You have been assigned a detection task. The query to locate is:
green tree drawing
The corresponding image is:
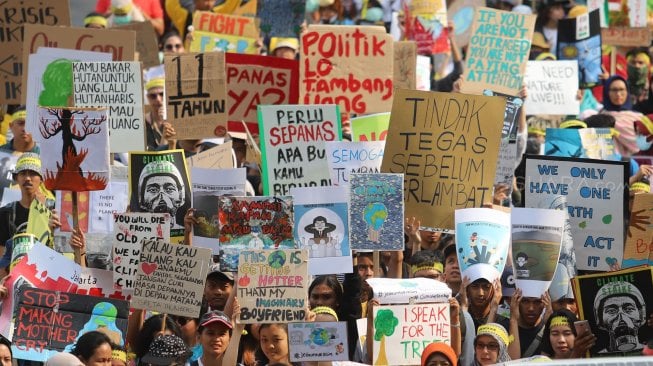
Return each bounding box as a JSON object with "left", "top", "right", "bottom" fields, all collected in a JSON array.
[{"left": 374, "top": 309, "right": 399, "bottom": 365}]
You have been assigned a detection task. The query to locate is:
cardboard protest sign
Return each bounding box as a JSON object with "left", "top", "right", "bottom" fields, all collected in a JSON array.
[
  {"left": 26, "top": 199, "right": 52, "bottom": 246},
  {"left": 22, "top": 24, "right": 136, "bottom": 103},
  {"left": 447, "top": 0, "right": 486, "bottom": 47},
  {"left": 601, "top": 27, "right": 650, "bottom": 46},
  {"left": 257, "top": 0, "right": 305, "bottom": 38},
  {"left": 372, "top": 303, "right": 451, "bottom": 365},
  {"left": 455, "top": 208, "right": 511, "bottom": 283},
  {"left": 524, "top": 61, "right": 581, "bottom": 116},
  {"left": 258, "top": 104, "right": 341, "bottom": 195},
  {"left": 37, "top": 107, "right": 110, "bottom": 192},
  {"left": 191, "top": 167, "right": 247, "bottom": 252},
  {"left": 238, "top": 249, "right": 308, "bottom": 323},
  {"left": 0, "top": 0, "right": 70, "bottom": 104},
  {"left": 366, "top": 277, "right": 452, "bottom": 304},
  {"left": 112, "top": 213, "right": 170, "bottom": 290},
  {"left": 190, "top": 11, "right": 260, "bottom": 54},
  {"left": 165, "top": 52, "right": 227, "bottom": 139},
  {"left": 218, "top": 196, "right": 295, "bottom": 271},
  {"left": 72, "top": 61, "right": 145, "bottom": 153},
  {"left": 132, "top": 240, "right": 211, "bottom": 318},
  {"left": 462, "top": 7, "right": 535, "bottom": 96},
  {"left": 128, "top": 150, "right": 191, "bottom": 242},
  {"left": 289, "top": 322, "right": 349, "bottom": 362},
  {"left": 380, "top": 89, "right": 505, "bottom": 231},
  {"left": 350, "top": 113, "right": 390, "bottom": 142},
  {"left": 349, "top": 173, "right": 404, "bottom": 250},
  {"left": 11, "top": 288, "right": 128, "bottom": 362},
  {"left": 115, "top": 21, "right": 160, "bottom": 69},
  {"left": 393, "top": 41, "right": 417, "bottom": 90},
  {"left": 186, "top": 141, "right": 234, "bottom": 169},
  {"left": 225, "top": 53, "right": 299, "bottom": 134},
  {"left": 595, "top": 0, "right": 650, "bottom": 46},
  {"left": 525, "top": 155, "right": 628, "bottom": 271},
  {"left": 300, "top": 25, "right": 394, "bottom": 114},
  {"left": 573, "top": 267, "right": 653, "bottom": 357},
  {"left": 511, "top": 208, "right": 565, "bottom": 298},
  {"left": 557, "top": 10, "right": 602, "bottom": 89},
  {"left": 325, "top": 141, "right": 384, "bottom": 187},
  {"left": 291, "top": 187, "right": 352, "bottom": 275},
  {"left": 622, "top": 193, "right": 653, "bottom": 268}
]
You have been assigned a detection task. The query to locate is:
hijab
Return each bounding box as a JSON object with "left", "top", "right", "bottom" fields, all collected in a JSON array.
[{"left": 602, "top": 75, "right": 633, "bottom": 111}]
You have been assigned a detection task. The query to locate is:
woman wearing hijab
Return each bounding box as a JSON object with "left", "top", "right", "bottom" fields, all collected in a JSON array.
[
  {"left": 600, "top": 75, "right": 646, "bottom": 158},
  {"left": 473, "top": 323, "right": 511, "bottom": 366}
]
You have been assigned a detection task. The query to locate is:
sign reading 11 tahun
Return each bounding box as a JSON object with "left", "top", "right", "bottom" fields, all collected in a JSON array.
[{"left": 258, "top": 104, "right": 342, "bottom": 195}]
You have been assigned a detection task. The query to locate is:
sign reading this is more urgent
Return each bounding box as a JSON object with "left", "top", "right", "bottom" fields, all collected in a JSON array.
[
  {"left": 463, "top": 7, "right": 535, "bottom": 96},
  {"left": 165, "top": 52, "right": 227, "bottom": 139},
  {"left": 300, "top": 25, "right": 393, "bottom": 114},
  {"left": 380, "top": 89, "right": 506, "bottom": 231}
]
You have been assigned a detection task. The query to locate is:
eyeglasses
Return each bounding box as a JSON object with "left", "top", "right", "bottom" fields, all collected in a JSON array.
[
  {"left": 147, "top": 92, "right": 164, "bottom": 99},
  {"left": 165, "top": 43, "right": 183, "bottom": 51},
  {"left": 475, "top": 342, "right": 500, "bottom": 351},
  {"left": 609, "top": 88, "right": 627, "bottom": 94}
]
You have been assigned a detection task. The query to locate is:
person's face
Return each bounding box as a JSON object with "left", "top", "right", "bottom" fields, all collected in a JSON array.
[
  {"left": 143, "top": 175, "right": 181, "bottom": 214},
  {"left": 10, "top": 119, "right": 31, "bottom": 143},
  {"left": 175, "top": 316, "right": 199, "bottom": 346},
  {"left": 314, "top": 220, "right": 326, "bottom": 231},
  {"left": 630, "top": 53, "right": 649, "bottom": 68},
  {"left": 444, "top": 253, "right": 461, "bottom": 285},
  {"left": 413, "top": 269, "right": 443, "bottom": 281},
  {"left": 81, "top": 342, "right": 112, "bottom": 366},
  {"left": 15, "top": 170, "right": 41, "bottom": 196},
  {"left": 195, "top": 0, "right": 214, "bottom": 11},
  {"left": 320, "top": 6, "right": 338, "bottom": 22},
  {"left": 260, "top": 325, "right": 289, "bottom": 364},
  {"left": 199, "top": 323, "right": 231, "bottom": 358},
  {"left": 0, "top": 345, "right": 11, "bottom": 366},
  {"left": 164, "top": 35, "right": 185, "bottom": 53},
  {"left": 602, "top": 296, "right": 641, "bottom": 330},
  {"left": 475, "top": 335, "right": 499, "bottom": 365},
  {"left": 549, "top": 4, "right": 565, "bottom": 21},
  {"left": 204, "top": 278, "right": 232, "bottom": 310},
  {"left": 425, "top": 352, "right": 452, "bottom": 366},
  {"left": 356, "top": 256, "right": 374, "bottom": 280},
  {"left": 516, "top": 256, "right": 527, "bottom": 267},
  {"left": 273, "top": 47, "right": 296, "bottom": 60},
  {"left": 309, "top": 283, "right": 338, "bottom": 309},
  {"left": 146, "top": 87, "right": 164, "bottom": 109},
  {"left": 608, "top": 79, "right": 628, "bottom": 107},
  {"left": 419, "top": 230, "right": 441, "bottom": 246},
  {"left": 552, "top": 298, "right": 577, "bottom": 315},
  {"left": 520, "top": 297, "right": 544, "bottom": 327},
  {"left": 550, "top": 324, "right": 574, "bottom": 358},
  {"left": 468, "top": 280, "right": 492, "bottom": 308}
]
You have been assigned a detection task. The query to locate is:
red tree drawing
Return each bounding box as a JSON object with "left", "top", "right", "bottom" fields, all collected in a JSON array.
[{"left": 39, "top": 108, "right": 108, "bottom": 191}]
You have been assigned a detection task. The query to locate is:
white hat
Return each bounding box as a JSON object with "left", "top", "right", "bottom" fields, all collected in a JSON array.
[{"left": 45, "top": 352, "right": 84, "bottom": 366}]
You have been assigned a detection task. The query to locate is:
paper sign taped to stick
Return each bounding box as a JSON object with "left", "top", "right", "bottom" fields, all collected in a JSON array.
[{"left": 165, "top": 52, "right": 227, "bottom": 139}]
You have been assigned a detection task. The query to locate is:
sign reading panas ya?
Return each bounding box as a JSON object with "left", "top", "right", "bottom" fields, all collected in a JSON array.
[
  {"left": 112, "top": 213, "right": 170, "bottom": 290},
  {"left": 165, "top": 52, "right": 227, "bottom": 140},
  {"left": 300, "top": 25, "right": 394, "bottom": 114},
  {"left": 372, "top": 303, "right": 450, "bottom": 366},
  {"left": 238, "top": 249, "right": 308, "bottom": 323},
  {"left": 380, "top": 89, "right": 506, "bottom": 231},
  {"left": 462, "top": 7, "right": 535, "bottom": 96},
  {"left": 258, "top": 104, "right": 342, "bottom": 196},
  {"left": 132, "top": 239, "right": 211, "bottom": 318}
]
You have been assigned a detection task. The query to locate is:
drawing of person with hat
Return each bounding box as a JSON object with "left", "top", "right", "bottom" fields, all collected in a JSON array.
[{"left": 304, "top": 216, "right": 336, "bottom": 243}]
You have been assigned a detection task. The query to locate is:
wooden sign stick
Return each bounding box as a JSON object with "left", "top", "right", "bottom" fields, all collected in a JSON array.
[{"left": 72, "top": 191, "right": 86, "bottom": 267}]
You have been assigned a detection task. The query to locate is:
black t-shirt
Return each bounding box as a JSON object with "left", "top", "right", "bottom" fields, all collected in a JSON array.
[
  {"left": 0, "top": 201, "right": 29, "bottom": 246},
  {"left": 518, "top": 322, "right": 545, "bottom": 357}
]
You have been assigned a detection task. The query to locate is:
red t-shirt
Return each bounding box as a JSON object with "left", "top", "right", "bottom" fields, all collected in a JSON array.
[{"left": 95, "top": 0, "right": 163, "bottom": 19}]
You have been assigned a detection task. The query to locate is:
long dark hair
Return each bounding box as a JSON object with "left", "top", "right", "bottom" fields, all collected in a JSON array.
[
  {"left": 133, "top": 314, "right": 181, "bottom": 359},
  {"left": 540, "top": 309, "right": 578, "bottom": 357},
  {"left": 308, "top": 275, "right": 343, "bottom": 311},
  {"left": 71, "top": 331, "right": 112, "bottom": 361}
]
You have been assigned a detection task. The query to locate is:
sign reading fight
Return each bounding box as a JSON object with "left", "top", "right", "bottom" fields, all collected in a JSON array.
[
  {"left": 190, "top": 11, "right": 260, "bottom": 54},
  {"left": 525, "top": 156, "right": 628, "bottom": 271},
  {"left": 225, "top": 53, "right": 299, "bottom": 134},
  {"left": 165, "top": 52, "right": 227, "bottom": 140},
  {"left": 258, "top": 104, "right": 342, "bottom": 195},
  {"left": 300, "top": 25, "right": 394, "bottom": 114},
  {"left": 238, "top": 249, "right": 308, "bottom": 323},
  {"left": 132, "top": 239, "right": 211, "bottom": 318},
  {"left": 0, "top": 0, "right": 70, "bottom": 104},
  {"left": 372, "top": 303, "right": 450, "bottom": 365},
  {"left": 462, "top": 7, "right": 535, "bottom": 96},
  {"left": 380, "top": 89, "right": 505, "bottom": 231}
]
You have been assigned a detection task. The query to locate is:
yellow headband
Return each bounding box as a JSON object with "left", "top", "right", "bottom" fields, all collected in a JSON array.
[
  {"left": 111, "top": 3, "right": 133, "bottom": 15},
  {"left": 549, "top": 316, "right": 570, "bottom": 328},
  {"left": 528, "top": 127, "right": 546, "bottom": 136},
  {"left": 411, "top": 263, "right": 443, "bottom": 276},
  {"left": 145, "top": 78, "right": 165, "bottom": 91},
  {"left": 631, "top": 182, "right": 651, "bottom": 192},
  {"left": 627, "top": 52, "right": 651, "bottom": 65},
  {"left": 639, "top": 115, "right": 653, "bottom": 135},
  {"left": 112, "top": 350, "right": 127, "bottom": 362},
  {"left": 11, "top": 110, "right": 26, "bottom": 121},
  {"left": 84, "top": 16, "right": 108, "bottom": 27},
  {"left": 477, "top": 324, "right": 511, "bottom": 345},
  {"left": 312, "top": 306, "right": 339, "bottom": 321},
  {"left": 559, "top": 120, "right": 587, "bottom": 129},
  {"left": 535, "top": 52, "right": 557, "bottom": 61}
]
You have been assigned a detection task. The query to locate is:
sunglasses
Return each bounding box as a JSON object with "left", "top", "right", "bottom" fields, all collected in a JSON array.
[
  {"left": 147, "top": 92, "right": 164, "bottom": 99},
  {"left": 165, "top": 43, "right": 183, "bottom": 51}
]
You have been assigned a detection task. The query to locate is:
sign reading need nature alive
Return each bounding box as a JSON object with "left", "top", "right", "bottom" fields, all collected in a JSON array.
[
  {"left": 524, "top": 61, "right": 580, "bottom": 115},
  {"left": 165, "top": 52, "right": 227, "bottom": 139},
  {"left": 258, "top": 104, "right": 341, "bottom": 195},
  {"left": 525, "top": 155, "right": 628, "bottom": 271},
  {"left": 73, "top": 61, "right": 145, "bottom": 152},
  {"left": 300, "top": 25, "right": 393, "bottom": 114},
  {"left": 463, "top": 7, "right": 535, "bottom": 96},
  {"left": 132, "top": 239, "right": 211, "bottom": 318},
  {"left": 380, "top": 89, "right": 506, "bottom": 231},
  {"left": 238, "top": 249, "right": 308, "bottom": 323}
]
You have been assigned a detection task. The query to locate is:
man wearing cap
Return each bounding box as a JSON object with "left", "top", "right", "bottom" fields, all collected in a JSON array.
[
  {"left": 203, "top": 269, "right": 234, "bottom": 312},
  {"left": 193, "top": 310, "right": 244, "bottom": 366},
  {"left": 270, "top": 37, "right": 298, "bottom": 60},
  {"left": 0, "top": 107, "right": 39, "bottom": 154}
]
